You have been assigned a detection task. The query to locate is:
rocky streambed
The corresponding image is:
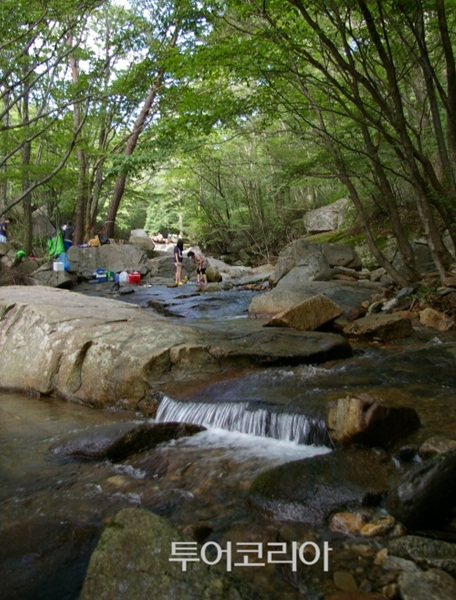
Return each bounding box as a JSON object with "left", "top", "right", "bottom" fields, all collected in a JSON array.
[{"left": 1, "top": 282, "right": 456, "bottom": 600}]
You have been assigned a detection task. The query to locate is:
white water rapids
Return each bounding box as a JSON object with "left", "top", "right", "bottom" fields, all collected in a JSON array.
[{"left": 155, "top": 395, "right": 332, "bottom": 446}]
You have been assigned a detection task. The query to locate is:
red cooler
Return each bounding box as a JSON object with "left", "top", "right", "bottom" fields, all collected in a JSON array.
[{"left": 128, "top": 271, "right": 141, "bottom": 284}]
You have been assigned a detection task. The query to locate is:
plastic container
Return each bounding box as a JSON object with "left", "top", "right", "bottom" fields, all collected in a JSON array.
[
  {"left": 128, "top": 271, "right": 141, "bottom": 284},
  {"left": 53, "top": 262, "right": 65, "bottom": 272},
  {"left": 94, "top": 267, "right": 107, "bottom": 283},
  {"left": 119, "top": 271, "right": 129, "bottom": 283}
]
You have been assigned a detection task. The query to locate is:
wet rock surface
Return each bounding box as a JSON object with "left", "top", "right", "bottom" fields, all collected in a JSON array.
[
  {"left": 248, "top": 447, "right": 399, "bottom": 526},
  {"left": 2, "top": 255, "right": 456, "bottom": 599},
  {"left": 387, "top": 535, "right": 456, "bottom": 577},
  {"left": 387, "top": 449, "right": 456, "bottom": 529},
  {"left": 398, "top": 569, "right": 456, "bottom": 600},
  {"left": 0, "top": 517, "right": 100, "bottom": 600},
  {"left": 51, "top": 421, "right": 205, "bottom": 461}
]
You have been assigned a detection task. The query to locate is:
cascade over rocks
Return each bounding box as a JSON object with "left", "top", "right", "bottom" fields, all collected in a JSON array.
[{"left": 3, "top": 239, "right": 456, "bottom": 598}]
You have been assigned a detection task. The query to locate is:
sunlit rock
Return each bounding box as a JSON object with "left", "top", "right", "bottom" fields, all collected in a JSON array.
[
  {"left": 326, "top": 394, "right": 420, "bottom": 448},
  {"left": 342, "top": 312, "right": 414, "bottom": 341},
  {"left": 265, "top": 293, "right": 342, "bottom": 331},
  {"left": 419, "top": 307, "right": 455, "bottom": 331},
  {"left": 0, "top": 285, "right": 352, "bottom": 412}
]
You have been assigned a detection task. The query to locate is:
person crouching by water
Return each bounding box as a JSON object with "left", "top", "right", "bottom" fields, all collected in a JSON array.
[
  {"left": 187, "top": 249, "right": 209, "bottom": 285},
  {"left": 174, "top": 238, "right": 184, "bottom": 285}
]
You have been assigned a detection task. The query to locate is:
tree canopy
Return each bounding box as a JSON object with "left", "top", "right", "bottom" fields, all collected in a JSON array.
[{"left": 1, "top": 0, "right": 455, "bottom": 284}]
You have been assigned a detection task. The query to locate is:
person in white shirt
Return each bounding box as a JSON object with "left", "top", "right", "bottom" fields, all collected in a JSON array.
[{"left": 187, "top": 249, "right": 209, "bottom": 285}]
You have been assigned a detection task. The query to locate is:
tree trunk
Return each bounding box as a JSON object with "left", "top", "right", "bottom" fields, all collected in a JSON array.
[
  {"left": 68, "top": 34, "right": 87, "bottom": 246},
  {"left": 103, "top": 23, "right": 180, "bottom": 238},
  {"left": 22, "top": 91, "right": 33, "bottom": 254},
  {"left": 103, "top": 76, "right": 163, "bottom": 239}
]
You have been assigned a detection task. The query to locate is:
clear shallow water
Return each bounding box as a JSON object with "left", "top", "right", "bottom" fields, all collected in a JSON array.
[{"left": 0, "top": 391, "right": 329, "bottom": 600}]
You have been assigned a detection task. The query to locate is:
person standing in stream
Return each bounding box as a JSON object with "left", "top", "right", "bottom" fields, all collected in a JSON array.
[
  {"left": 187, "top": 249, "right": 210, "bottom": 285},
  {"left": 173, "top": 238, "right": 184, "bottom": 286}
]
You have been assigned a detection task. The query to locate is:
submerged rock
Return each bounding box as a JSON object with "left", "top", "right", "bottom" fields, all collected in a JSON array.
[
  {"left": 51, "top": 422, "right": 205, "bottom": 461},
  {"left": 398, "top": 569, "right": 456, "bottom": 600},
  {"left": 388, "top": 535, "right": 456, "bottom": 577}
]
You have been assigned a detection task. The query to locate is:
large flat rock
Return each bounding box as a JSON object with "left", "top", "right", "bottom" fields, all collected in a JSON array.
[
  {"left": 0, "top": 286, "right": 352, "bottom": 413},
  {"left": 249, "top": 280, "right": 383, "bottom": 318}
]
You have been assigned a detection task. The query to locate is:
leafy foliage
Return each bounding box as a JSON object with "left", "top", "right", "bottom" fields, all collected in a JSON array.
[{"left": 2, "top": 0, "right": 456, "bottom": 284}]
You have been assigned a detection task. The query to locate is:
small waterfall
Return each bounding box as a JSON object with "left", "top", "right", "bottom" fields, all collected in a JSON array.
[{"left": 155, "top": 396, "right": 331, "bottom": 447}]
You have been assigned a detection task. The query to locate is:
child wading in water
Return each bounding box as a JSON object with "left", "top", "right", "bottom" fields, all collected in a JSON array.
[{"left": 187, "top": 249, "right": 209, "bottom": 285}]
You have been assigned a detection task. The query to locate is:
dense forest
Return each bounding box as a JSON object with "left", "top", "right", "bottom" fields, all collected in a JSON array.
[{"left": 1, "top": 0, "right": 456, "bottom": 286}]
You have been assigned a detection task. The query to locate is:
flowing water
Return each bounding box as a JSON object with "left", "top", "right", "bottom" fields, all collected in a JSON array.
[
  {"left": 2, "top": 283, "right": 456, "bottom": 599},
  {"left": 0, "top": 391, "right": 331, "bottom": 600}
]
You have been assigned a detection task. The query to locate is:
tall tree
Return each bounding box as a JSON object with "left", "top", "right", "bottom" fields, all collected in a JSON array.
[
  {"left": 204, "top": 0, "right": 456, "bottom": 283},
  {"left": 102, "top": 0, "right": 219, "bottom": 238}
]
